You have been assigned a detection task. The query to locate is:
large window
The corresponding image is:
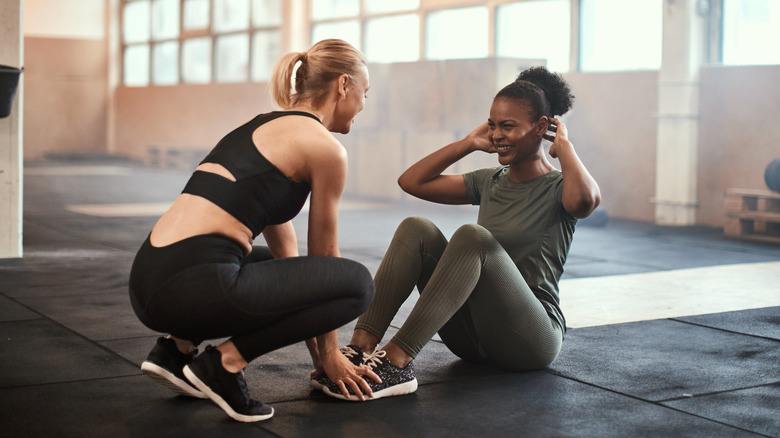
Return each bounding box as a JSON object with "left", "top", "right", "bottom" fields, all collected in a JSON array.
[
  {"left": 309, "top": 0, "right": 421, "bottom": 62},
  {"left": 722, "top": 0, "right": 780, "bottom": 65},
  {"left": 121, "top": 0, "right": 283, "bottom": 86},
  {"left": 579, "top": 0, "right": 662, "bottom": 72},
  {"left": 309, "top": 1, "right": 574, "bottom": 66},
  {"left": 496, "top": 0, "right": 571, "bottom": 72},
  {"left": 426, "top": 7, "right": 489, "bottom": 60}
]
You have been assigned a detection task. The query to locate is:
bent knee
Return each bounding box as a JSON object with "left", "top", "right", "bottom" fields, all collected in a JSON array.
[
  {"left": 397, "top": 216, "right": 437, "bottom": 234},
  {"left": 450, "top": 223, "right": 498, "bottom": 249}
]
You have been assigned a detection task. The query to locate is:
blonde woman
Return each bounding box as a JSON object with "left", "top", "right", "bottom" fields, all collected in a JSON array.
[{"left": 129, "top": 39, "right": 379, "bottom": 422}]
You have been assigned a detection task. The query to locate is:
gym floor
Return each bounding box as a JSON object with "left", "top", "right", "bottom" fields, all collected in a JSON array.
[{"left": 1, "top": 157, "right": 778, "bottom": 437}]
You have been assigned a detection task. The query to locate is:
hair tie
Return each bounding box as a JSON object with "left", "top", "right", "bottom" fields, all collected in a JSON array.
[{"left": 291, "top": 59, "right": 303, "bottom": 94}]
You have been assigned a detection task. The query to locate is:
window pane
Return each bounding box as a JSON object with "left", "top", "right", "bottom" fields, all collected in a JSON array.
[
  {"left": 152, "top": 0, "right": 179, "bottom": 40},
  {"left": 426, "top": 7, "right": 488, "bottom": 60},
  {"left": 580, "top": 0, "right": 662, "bottom": 71},
  {"left": 311, "top": 0, "right": 359, "bottom": 20},
  {"left": 215, "top": 33, "right": 249, "bottom": 82},
  {"left": 124, "top": 1, "right": 151, "bottom": 43},
  {"left": 252, "top": 0, "right": 282, "bottom": 27},
  {"left": 183, "top": 0, "right": 210, "bottom": 30},
  {"left": 182, "top": 37, "right": 212, "bottom": 83},
  {"left": 364, "top": 0, "right": 419, "bottom": 14},
  {"left": 723, "top": 0, "right": 780, "bottom": 65},
  {"left": 124, "top": 44, "right": 150, "bottom": 86},
  {"left": 497, "top": 0, "right": 570, "bottom": 72},
  {"left": 153, "top": 41, "right": 179, "bottom": 85},
  {"left": 311, "top": 20, "right": 361, "bottom": 50},
  {"left": 252, "top": 30, "right": 281, "bottom": 82},
  {"left": 214, "top": 0, "right": 250, "bottom": 33},
  {"left": 365, "top": 14, "right": 419, "bottom": 63}
]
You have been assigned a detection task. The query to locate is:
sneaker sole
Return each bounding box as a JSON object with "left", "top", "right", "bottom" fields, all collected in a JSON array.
[
  {"left": 183, "top": 366, "right": 274, "bottom": 423},
  {"left": 309, "top": 378, "right": 324, "bottom": 390},
  {"left": 322, "top": 378, "right": 418, "bottom": 401},
  {"left": 141, "top": 361, "right": 207, "bottom": 399}
]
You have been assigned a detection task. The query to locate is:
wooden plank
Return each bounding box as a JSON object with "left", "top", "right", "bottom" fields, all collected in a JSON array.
[{"left": 725, "top": 188, "right": 780, "bottom": 199}]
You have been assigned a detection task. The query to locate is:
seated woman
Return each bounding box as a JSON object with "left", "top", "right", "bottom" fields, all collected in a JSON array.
[
  {"left": 314, "top": 66, "right": 601, "bottom": 400},
  {"left": 129, "top": 39, "right": 379, "bottom": 422}
]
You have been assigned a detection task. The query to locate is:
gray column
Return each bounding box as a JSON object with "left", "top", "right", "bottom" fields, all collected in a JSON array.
[
  {"left": 0, "top": 0, "right": 24, "bottom": 258},
  {"left": 654, "top": 0, "right": 706, "bottom": 225}
]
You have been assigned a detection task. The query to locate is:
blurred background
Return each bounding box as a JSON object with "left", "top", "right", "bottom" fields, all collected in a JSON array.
[{"left": 1, "top": 0, "right": 779, "bottom": 258}]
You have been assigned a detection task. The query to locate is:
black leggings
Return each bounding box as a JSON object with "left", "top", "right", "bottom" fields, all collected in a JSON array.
[{"left": 129, "top": 234, "right": 374, "bottom": 362}]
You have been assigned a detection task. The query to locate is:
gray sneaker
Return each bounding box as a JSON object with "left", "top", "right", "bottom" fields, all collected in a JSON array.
[
  {"left": 309, "top": 344, "right": 364, "bottom": 390},
  {"left": 322, "top": 348, "right": 417, "bottom": 401}
]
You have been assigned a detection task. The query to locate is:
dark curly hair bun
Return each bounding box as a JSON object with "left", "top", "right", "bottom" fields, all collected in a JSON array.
[
  {"left": 496, "top": 66, "right": 574, "bottom": 118},
  {"left": 517, "top": 66, "right": 573, "bottom": 117}
]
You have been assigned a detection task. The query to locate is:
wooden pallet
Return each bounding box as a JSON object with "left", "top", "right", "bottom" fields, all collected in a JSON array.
[{"left": 724, "top": 189, "right": 780, "bottom": 244}]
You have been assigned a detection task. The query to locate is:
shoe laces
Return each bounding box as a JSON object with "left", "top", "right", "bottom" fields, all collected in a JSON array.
[
  {"left": 360, "top": 348, "right": 387, "bottom": 371},
  {"left": 340, "top": 345, "right": 359, "bottom": 359},
  {"left": 235, "top": 370, "right": 252, "bottom": 404}
]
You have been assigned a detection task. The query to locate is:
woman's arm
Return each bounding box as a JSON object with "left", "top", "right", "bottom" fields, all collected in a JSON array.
[
  {"left": 546, "top": 117, "right": 601, "bottom": 218},
  {"left": 302, "top": 136, "right": 380, "bottom": 399},
  {"left": 262, "top": 221, "right": 298, "bottom": 258},
  {"left": 306, "top": 138, "right": 347, "bottom": 258},
  {"left": 398, "top": 123, "right": 493, "bottom": 204}
]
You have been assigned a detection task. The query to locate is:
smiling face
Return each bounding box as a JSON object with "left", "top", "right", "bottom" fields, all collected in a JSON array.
[
  {"left": 487, "top": 96, "right": 548, "bottom": 166},
  {"left": 332, "top": 64, "right": 370, "bottom": 134}
]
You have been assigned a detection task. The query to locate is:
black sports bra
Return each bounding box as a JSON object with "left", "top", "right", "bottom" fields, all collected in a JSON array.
[{"left": 181, "top": 111, "right": 317, "bottom": 238}]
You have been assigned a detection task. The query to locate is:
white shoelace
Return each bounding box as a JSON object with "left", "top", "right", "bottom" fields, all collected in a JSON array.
[
  {"left": 360, "top": 348, "right": 386, "bottom": 370},
  {"left": 340, "top": 345, "right": 359, "bottom": 360}
]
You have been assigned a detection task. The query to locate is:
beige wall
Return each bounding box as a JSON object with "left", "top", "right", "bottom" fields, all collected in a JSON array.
[
  {"left": 24, "top": 37, "right": 108, "bottom": 158},
  {"left": 564, "top": 71, "right": 660, "bottom": 222},
  {"left": 18, "top": 35, "right": 780, "bottom": 226},
  {"left": 697, "top": 64, "right": 780, "bottom": 227},
  {"left": 113, "top": 83, "right": 274, "bottom": 165}
]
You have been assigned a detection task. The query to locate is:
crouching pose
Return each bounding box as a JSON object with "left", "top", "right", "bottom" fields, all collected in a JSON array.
[
  {"left": 129, "top": 39, "right": 379, "bottom": 422},
  {"left": 313, "top": 66, "right": 600, "bottom": 400}
]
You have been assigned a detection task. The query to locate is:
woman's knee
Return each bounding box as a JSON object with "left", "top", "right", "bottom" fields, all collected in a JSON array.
[
  {"left": 450, "top": 223, "right": 498, "bottom": 250},
  {"left": 396, "top": 216, "right": 438, "bottom": 238},
  {"left": 393, "top": 216, "right": 448, "bottom": 254}
]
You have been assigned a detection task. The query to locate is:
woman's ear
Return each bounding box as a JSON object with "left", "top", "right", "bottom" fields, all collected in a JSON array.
[
  {"left": 536, "top": 116, "right": 549, "bottom": 136},
  {"left": 338, "top": 74, "right": 350, "bottom": 100}
]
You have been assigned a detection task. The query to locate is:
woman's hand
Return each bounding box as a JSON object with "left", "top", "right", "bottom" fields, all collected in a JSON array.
[
  {"left": 465, "top": 122, "right": 494, "bottom": 153},
  {"left": 543, "top": 116, "right": 602, "bottom": 218},
  {"left": 544, "top": 116, "right": 570, "bottom": 159},
  {"left": 321, "top": 350, "right": 381, "bottom": 401}
]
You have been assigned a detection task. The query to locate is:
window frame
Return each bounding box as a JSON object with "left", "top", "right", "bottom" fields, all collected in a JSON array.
[{"left": 120, "top": 0, "right": 286, "bottom": 86}]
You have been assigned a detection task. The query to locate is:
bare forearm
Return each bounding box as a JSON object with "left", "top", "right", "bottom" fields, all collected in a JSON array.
[
  {"left": 262, "top": 222, "right": 298, "bottom": 258},
  {"left": 398, "top": 138, "right": 473, "bottom": 191},
  {"left": 306, "top": 338, "right": 320, "bottom": 368},
  {"left": 398, "top": 138, "right": 475, "bottom": 204},
  {"left": 316, "top": 330, "right": 341, "bottom": 361},
  {"left": 555, "top": 141, "right": 601, "bottom": 218}
]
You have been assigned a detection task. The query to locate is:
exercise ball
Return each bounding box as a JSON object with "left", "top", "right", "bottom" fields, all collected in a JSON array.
[{"left": 766, "top": 158, "right": 780, "bottom": 193}]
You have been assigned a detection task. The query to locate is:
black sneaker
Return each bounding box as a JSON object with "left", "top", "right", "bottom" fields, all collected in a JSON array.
[
  {"left": 183, "top": 346, "right": 274, "bottom": 422},
  {"left": 309, "top": 345, "right": 364, "bottom": 390},
  {"left": 322, "top": 348, "right": 418, "bottom": 401},
  {"left": 141, "top": 337, "right": 207, "bottom": 399}
]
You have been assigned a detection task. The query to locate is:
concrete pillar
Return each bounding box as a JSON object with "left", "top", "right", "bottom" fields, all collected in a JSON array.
[
  {"left": 0, "top": 0, "right": 24, "bottom": 258},
  {"left": 654, "top": 0, "right": 706, "bottom": 225}
]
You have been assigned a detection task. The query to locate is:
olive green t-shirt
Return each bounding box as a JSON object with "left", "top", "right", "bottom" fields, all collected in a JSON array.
[{"left": 463, "top": 166, "right": 576, "bottom": 331}]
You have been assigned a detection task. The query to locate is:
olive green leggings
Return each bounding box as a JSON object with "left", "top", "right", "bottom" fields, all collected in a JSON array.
[{"left": 355, "top": 216, "right": 562, "bottom": 371}]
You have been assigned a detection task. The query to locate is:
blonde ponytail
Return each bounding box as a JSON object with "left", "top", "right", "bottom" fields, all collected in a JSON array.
[
  {"left": 270, "top": 51, "right": 306, "bottom": 109},
  {"left": 269, "top": 39, "right": 366, "bottom": 109}
]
